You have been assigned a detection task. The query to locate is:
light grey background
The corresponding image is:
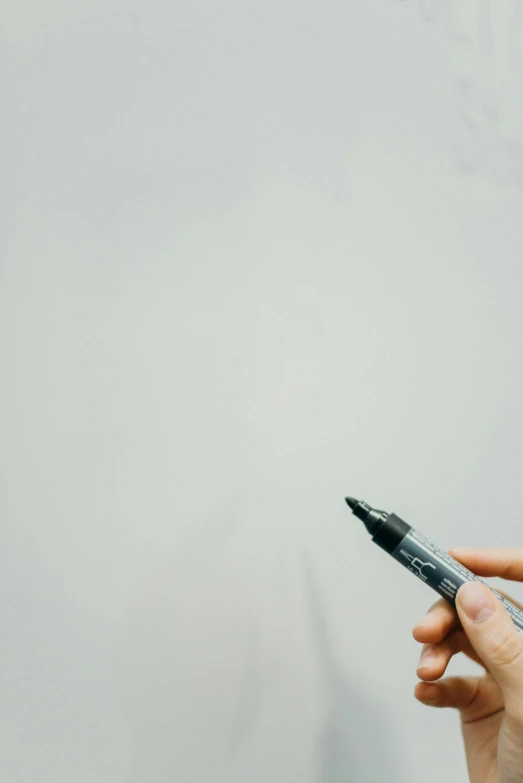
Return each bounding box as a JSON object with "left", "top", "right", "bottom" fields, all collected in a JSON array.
[{"left": 3, "top": 1, "right": 523, "bottom": 781}]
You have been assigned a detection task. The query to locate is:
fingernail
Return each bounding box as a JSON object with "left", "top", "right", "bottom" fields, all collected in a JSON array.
[
  {"left": 458, "top": 582, "right": 495, "bottom": 623},
  {"left": 418, "top": 644, "right": 436, "bottom": 669}
]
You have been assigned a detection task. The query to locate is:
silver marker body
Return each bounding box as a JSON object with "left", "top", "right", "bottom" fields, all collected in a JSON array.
[{"left": 346, "top": 497, "right": 523, "bottom": 633}]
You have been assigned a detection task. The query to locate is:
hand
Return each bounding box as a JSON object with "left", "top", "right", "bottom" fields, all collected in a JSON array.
[{"left": 413, "top": 548, "right": 523, "bottom": 783}]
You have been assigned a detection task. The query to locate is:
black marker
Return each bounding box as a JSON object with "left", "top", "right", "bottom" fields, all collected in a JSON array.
[{"left": 345, "top": 496, "right": 523, "bottom": 633}]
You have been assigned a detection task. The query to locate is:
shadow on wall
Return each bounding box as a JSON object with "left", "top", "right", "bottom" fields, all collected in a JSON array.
[
  {"left": 227, "top": 625, "right": 264, "bottom": 756},
  {"left": 302, "top": 557, "right": 404, "bottom": 783},
  {"left": 115, "top": 498, "right": 255, "bottom": 783}
]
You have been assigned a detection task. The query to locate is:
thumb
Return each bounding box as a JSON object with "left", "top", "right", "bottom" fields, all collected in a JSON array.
[{"left": 456, "top": 581, "right": 523, "bottom": 710}]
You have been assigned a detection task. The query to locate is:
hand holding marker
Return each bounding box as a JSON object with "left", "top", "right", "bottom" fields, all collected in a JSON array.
[
  {"left": 346, "top": 497, "right": 523, "bottom": 783},
  {"left": 345, "top": 497, "right": 523, "bottom": 631}
]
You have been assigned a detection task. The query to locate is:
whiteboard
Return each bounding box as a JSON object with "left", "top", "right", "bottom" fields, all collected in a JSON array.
[{"left": 3, "top": 1, "right": 523, "bottom": 780}]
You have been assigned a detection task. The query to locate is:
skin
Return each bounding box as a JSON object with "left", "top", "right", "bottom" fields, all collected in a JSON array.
[{"left": 413, "top": 548, "right": 523, "bottom": 783}]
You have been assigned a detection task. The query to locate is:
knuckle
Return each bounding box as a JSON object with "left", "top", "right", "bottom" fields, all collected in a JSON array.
[
  {"left": 488, "top": 631, "right": 523, "bottom": 669},
  {"left": 460, "top": 679, "right": 483, "bottom": 716}
]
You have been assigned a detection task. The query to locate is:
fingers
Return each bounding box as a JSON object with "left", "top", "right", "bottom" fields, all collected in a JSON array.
[
  {"left": 456, "top": 581, "right": 523, "bottom": 713},
  {"left": 412, "top": 598, "right": 460, "bottom": 644},
  {"left": 415, "top": 675, "right": 503, "bottom": 722},
  {"left": 412, "top": 578, "right": 523, "bottom": 648},
  {"left": 450, "top": 548, "right": 523, "bottom": 583},
  {"left": 417, "top": 629, "right": 483, "bottom": 681}
]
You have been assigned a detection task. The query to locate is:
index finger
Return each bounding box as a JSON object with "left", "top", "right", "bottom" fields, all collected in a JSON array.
[
  {"left": 412, "top": 585, "right": 523, "bottom": 645},
  {"left": 413, "top": 597, "right": 459, "bottom": 643},
  {"left": 449, "top": 548, "right": 523, "bottom": 581}
]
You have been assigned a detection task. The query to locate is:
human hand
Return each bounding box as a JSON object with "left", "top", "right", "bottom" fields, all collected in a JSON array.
[{"left": 413, "top": 549, "right": 523, "bottom": 783}]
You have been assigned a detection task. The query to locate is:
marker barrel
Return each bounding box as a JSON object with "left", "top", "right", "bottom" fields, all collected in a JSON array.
[{"left": 381, "top": 515, "right": 523, "bottom": 634}]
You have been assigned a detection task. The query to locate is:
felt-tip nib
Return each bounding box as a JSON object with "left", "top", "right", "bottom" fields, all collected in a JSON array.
[{"left": 345, "top": 497, "right": 359, "bottom": 510}]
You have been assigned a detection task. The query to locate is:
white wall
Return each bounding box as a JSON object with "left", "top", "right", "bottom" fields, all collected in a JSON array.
[{"left": 3, "top": 1, "right": 523, "bottom": 780}]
